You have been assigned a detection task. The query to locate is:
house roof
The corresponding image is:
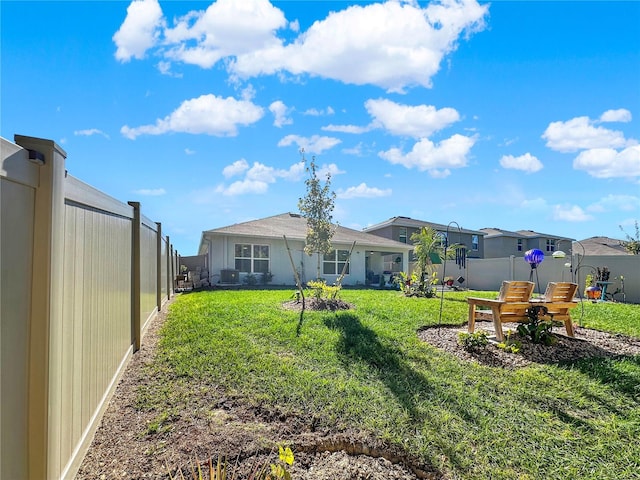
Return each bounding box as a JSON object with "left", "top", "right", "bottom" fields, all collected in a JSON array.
[
  {"left": 364, "top": 216, "right": 485, "bottom": 235},
  {"left": 202, "top": 213, "right": 412, "bottom": 251},
  {"left": 479, "top": 227, "right": 524, "bottom": 238},
  {"left": 480, "top": 227, "right": 574, "bottom": 241},
  {"left": 575, "top": 236, "right": 630, "bottom": 256}
]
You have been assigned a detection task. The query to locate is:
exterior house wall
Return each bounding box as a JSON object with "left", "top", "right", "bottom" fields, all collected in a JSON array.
[
  {"left": 203, "top": 233, "right": 373, "bottom": 286},
  {"left": 484, "top": 236, "right": 523, "bottom": 258}
]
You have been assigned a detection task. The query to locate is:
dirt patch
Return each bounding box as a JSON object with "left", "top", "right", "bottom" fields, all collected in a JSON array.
[{"left": 418, "top": 320, "right": 640, "bottom": 369}]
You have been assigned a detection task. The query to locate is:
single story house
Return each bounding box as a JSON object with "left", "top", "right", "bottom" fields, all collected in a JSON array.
[
  {"left": 480, "top": 227, "right": 574, "bottom": 258},
  {"left": 198, "top": 212, "right": 413, "bottom": 286}
]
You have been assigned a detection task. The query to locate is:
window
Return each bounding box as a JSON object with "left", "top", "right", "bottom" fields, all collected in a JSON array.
[
  {"left": 323, "top": 249, "right": 350, "bottom": 275},
  {"left": 546, "top": 239, "right": 556, "bottom": 252},
  {"left": 517, "top": 239, "right": 523, "bottom": 252},
  {"left": 472, "top": 235, "right": 478, "bottom": 251},
  {"left": 436, "top": 231, "right": 447, "bottom": 248},
  {"left": 234, "top": 244, "right": 270, "bottom": 273},
  {"left": 398, "top": 227, "right": 407, "bottom": 243}
]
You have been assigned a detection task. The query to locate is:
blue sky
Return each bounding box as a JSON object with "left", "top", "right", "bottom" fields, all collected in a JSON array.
[{"left": 2, "top": 0, "right": 639, "bottom": 256}]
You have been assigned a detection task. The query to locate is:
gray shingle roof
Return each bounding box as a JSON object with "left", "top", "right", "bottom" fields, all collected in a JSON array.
[
  {"left": 576, "top": 237, "right": 630, "bottom": 256},
  {"left": 364, "top": 216, "right": 485, "bottom": 235},
  {"left": 204, "top": 212, "right": 412, "bottom": 250}
]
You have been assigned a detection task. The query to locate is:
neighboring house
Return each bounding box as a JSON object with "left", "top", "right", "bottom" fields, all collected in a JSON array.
[
  {"left": 575, "top": 236, "right": 630, "bottom": 256},
  {"left": 198, "top": 212, "right": 413, "bottom": 286},
  {"left": 363, "top": 216, "right": 486, "bottom": 270},
  {"left": 481, "top": 227, "right": 574, "bottom": 258}
]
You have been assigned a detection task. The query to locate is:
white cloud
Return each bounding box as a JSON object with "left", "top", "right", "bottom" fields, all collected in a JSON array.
[
  {"left": 120, "top": 94, "right": 264, "bottom": 139},
  {"left": 269, "top": 100, "right": 293, "bottom": 127},
  {"left": 162, "top": 0, "right": 287, "bottom": 69},
  {"left": 222, "top": 159, "right": 249, "bottom": 178},
  {"left": 365, "top": 98, "right": 460, "bottom": 138},
  {"left": 317, "top": 163, "right": 345, "bottom": 179},
  {"left": 337, "top": 183, "right": 391, "bottom": 199},
  {"left": 133, "top": 188, "right": 166, "bottom": 196},
  {"left": 520, "top": 198, "right": 548, "bottom": 210},
  {"left": 74, "top": 128, "right": 110, "bottom": 139},
  {"left": 232, "top": 0, "right": 488, "bottom": 92},
  {"left": 322, "top": 124, "right": 372, "bottom": 134},
  {"left": 217, "top": 160, "right": 305, "bottom": 196},
  {"left": 499, "top": 153, "right": 543, "bottom": 173},
  {"left": 277, "top": 134, "right": 341, "bottom": 154},
  {"left": 185, "top": 148, "right": 196, "bottom": 155},
  {"left": 542, "top": 115, "right": 629, "bottom": 153},
  {"left": 573, "top": 145, "right": 640, "bottom": 178},
  {"left": 342, "top": 142, "right": 364, "bottom": 155},
  {"left": 379, "top": 134, "right": 476, "bottom": 174},
  {"left": 552, "top": 204, "right": 593, "bottom": 222},
  {"left": 278, "top": 161, "right": 306, "bottom": 181},
  {"left": 588, "top": 194, "right": 640, "bottom": 213},
  {"left": 113, "top": 0, "right": 164, "bottom": 62},
  {"left": 118, "top": 0, "right": 488, "bottom": 92},
  {"left": 303, "top": 106, "right": 334, "bottom": 116},
  {"left": 216, "top": 179, "right": 269, "bottom": 196},
  {"left": 600, "top": 109, "right": 632, "bottom": 123}
]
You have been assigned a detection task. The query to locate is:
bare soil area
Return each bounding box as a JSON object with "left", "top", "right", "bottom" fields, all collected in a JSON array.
[{"left": 76, "top": 303, "right": 639, "bottom": 480}]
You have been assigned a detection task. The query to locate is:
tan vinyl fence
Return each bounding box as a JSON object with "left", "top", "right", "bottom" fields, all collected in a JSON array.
[{"left": 1, "top": 135, "right": 177, "bottom": 480}]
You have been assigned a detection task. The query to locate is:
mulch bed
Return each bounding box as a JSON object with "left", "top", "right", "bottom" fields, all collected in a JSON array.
[{"left": 418, "top": 320, "right": 640, "bottom": 369}]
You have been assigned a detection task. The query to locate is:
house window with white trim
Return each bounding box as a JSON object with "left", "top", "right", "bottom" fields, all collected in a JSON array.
[
  {"left": 517, "top": 239, "right": 523, "bottom": 252},
  {"left": 323, "top": 249, "right": 350, "bottom": 275},
  {"left": 235, "top": 244, "right": 270, "bottom": 273}
]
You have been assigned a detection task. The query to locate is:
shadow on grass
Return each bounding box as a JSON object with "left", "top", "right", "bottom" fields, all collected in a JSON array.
[
  {"left": 561, "top": 355, "right": 640, "bottom": 401},
  {"left": 324, "top": 312, "right": 435, "bottom": 420}
]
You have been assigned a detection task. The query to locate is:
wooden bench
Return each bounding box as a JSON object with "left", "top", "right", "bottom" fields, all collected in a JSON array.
[
  {"left": 467, "top": 281, "right": 579, "bottom": 341},
  {"left": 533, "top": 282, "right": 579, "bottom": 337},
  {"left": 467, "top": 281, "right": 535, "bottom": 342}
]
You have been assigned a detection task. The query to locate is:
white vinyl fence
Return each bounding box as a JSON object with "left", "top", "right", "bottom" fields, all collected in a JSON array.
[
  {"left": 1, "top": 135, "right": 177, "bottom": 480},
  {"left": 436, "top": 253, "right": 640, "bottom": 303}
]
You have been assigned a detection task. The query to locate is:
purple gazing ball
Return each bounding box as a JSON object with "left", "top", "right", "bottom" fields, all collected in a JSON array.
[{"left": 524, "top": 248, "right": 545, "bottom": 266}]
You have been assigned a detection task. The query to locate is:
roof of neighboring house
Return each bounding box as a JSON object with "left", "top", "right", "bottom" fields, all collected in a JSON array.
[
  {"left": 480, "top": 227, "right": 574, "bottom": 241},
  {"left": 364, "top": 216, "right": 485, "bottom": 235},
  {"left": 575, "top": 236, "right": 630, "bottom": 256},
  {"left": 479, "top": 227, "right": 524, "bottom": 238},
  {"left": 202, "top": 213, "right": 413, "bottom": 251}
]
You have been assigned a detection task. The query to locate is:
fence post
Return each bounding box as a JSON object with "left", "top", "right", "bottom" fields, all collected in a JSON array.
[
  {"left": 156, "top": 222, "right": 162, "bottom": 312},
  {"left": 167, "top": 237, "right": 173, "bottom": 298},
  {"left": 14, "top": 135, "right": 67, "bottom": 479},
  {"left": 128, "top": 201, "right": 141, "bottom": 352}
]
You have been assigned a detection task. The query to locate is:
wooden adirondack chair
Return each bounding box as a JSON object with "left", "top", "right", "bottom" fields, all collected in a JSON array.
[
  {"left": 467, "top": 281, "right": 535, "bottom": 342},
  {"left": 534, "top": 282, "right": 579, "bottom": 337}
]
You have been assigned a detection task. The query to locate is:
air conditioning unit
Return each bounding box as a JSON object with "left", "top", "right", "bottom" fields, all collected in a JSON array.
[{"left": 220, "top": 269, "right": 239, "bottom": 284}]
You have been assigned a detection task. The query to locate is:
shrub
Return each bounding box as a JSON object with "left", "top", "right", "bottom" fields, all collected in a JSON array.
[
  {"left": 496, "top": 331, "right": 521, "bottom": 353},
  {"left": 306, "top": 279, "right": 341, "bottom": 300},
  {"left": 168, "top": 445, "right": 294, "bottom": 480},
  {"left": 517, "top": 305, "right": 556, "bottom": 345},
  {"left": 457, "top": 331, "right": 489, "bottom": 351}
]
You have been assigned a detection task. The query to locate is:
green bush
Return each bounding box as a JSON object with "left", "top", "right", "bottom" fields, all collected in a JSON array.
[{"left": 457, "top": 331, "right": 489, "bottom": 351}]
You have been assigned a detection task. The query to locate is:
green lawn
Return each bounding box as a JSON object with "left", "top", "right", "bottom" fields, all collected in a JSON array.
[{"left": 152, "top": 289, "right": 640, "bottom": 479}]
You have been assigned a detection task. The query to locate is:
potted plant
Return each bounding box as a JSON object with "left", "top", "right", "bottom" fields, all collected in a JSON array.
[
  {"left": 444, "top": 276, "right": 454, "bottom": 287},
  {"left": 584, "top": 273, "right": 601, "bottom": 299}
]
